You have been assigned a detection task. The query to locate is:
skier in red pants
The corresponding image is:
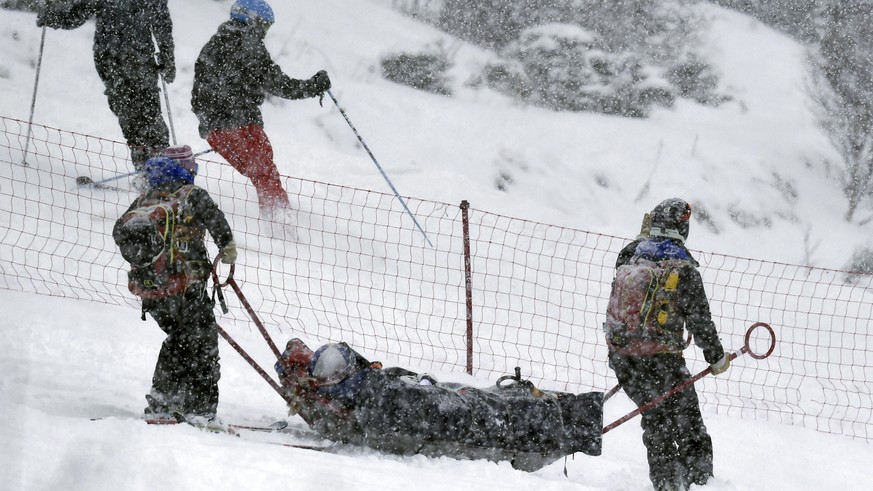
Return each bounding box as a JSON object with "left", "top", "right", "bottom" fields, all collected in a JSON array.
[
  {"left": 206, "top": 124, "right": 287, "bottom": 212},
  {"left": 192, "top": 0, "right": 331, "bottom": 219}
]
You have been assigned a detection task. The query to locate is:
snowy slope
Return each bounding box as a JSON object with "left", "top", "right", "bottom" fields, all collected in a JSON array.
[
  {"left": 2, "top": 1, "right": 872, "bottom": 490},
  {"left": 3, "top": 290, "right": 872, "bottom": 491}
]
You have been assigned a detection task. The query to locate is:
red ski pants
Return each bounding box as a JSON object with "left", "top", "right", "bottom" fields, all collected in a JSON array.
[{"left": 207, "top": 124, "right": 290, "bottom": 214}]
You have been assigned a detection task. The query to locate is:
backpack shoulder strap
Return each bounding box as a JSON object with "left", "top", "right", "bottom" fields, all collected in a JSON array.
[{"left": 168, "top": 184, "right": 199, "bottom": 213}]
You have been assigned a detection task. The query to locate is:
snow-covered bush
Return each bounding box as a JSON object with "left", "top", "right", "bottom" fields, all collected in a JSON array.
[
  {"left": 666, "top": 58, "right": 730, "bottom": 106},
  {"left": 380, "top": 50, "right": 453, "bottom": 96},
  {"left": 484, "top": 24, "right": 675, "bottom": 117},
  {"left": 846, "top": 247, "right": 873, "bottom": 284},
  {"left": 402, "top": 0, "right": 726, "bottom": 116}
]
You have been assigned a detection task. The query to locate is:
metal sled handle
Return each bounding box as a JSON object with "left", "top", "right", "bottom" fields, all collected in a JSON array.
[
  {"left": 211, "top": 252, "right": 235, "bottom": 287},
  {"left": 743, "top": 322, "right": 776, "bottom": 359},
  {"left": 602, "top": 322, "right": 776, "bottom": 435},
  {"left": 496, "top": 367, "right": 533, "bottom": 389},
  {"left": 215, "top": 323, "right": 290, "bottom": 403},
  {"left": 209, "top": 254, "right": 295, "bottom": 405},
  {"left": 210, "top": 254, "right": 285, "bottom": 363},
  {"left": 603, "top": 333, "right": 693, "bottom": 402}
]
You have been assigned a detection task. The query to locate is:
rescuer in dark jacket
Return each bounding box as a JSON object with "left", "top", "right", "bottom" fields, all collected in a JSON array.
[
  {"left": 605, "top": 198, "right": 730, "bottom": 491},
  {"left": 37, "top": 0, "right": 175, "bottom": 169},
  {"left": 113, "top": 150, "right": 237, "bottom": 425}
]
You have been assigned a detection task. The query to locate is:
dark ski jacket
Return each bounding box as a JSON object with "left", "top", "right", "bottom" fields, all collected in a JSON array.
[
  {"left": 37, "top": 0, "right": 173, "bottom": 68},
  {"left": 113, "top": 181, "right": 234, "bottom": 277},
  {"left": 615, "top": 238, "right": 725, "bottom": 364},
  {"left": 191, "top": 20, "right": 316, "bottom": 137}
]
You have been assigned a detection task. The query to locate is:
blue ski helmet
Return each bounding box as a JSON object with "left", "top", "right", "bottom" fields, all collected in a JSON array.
[
  {"left": 230, "top": 0, "right": 275, "bottom": 25},
  {"left": 144, "top": 156, "right": 195, "bottom": 188}
]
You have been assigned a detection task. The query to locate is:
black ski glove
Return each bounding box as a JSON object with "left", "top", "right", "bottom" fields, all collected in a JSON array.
[
  {"left": 36, "top": 3, "right": 71, "bottom": 29},
  {"left": 305, "top": 70, "right": 331, "bottom": 96},
  {"left": 156, "top": 51, "right": 176, "bottom": 84},
  {"left": 35, "top": 3, "right": 56, "bottom": 27}
]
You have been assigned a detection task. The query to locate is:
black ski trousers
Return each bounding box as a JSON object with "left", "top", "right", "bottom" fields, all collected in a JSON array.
[
  {"left": 608, "top": 352, "right": 714, "bottom": 490},
  {"left": 143, "top": 284, "right": 220, "bottom": 417},
  {"left": 94, "top": 51, "right": 169, "bottom": 166}
]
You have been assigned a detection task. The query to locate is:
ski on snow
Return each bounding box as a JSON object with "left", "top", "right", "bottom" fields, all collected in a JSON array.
[
  {"left": 227, "top": 421, "right": 340, "bottom": 452},
  {"left": 226, "top": 420, "right": 290, "bottom": 432},
  {"left": 91, "top": 417, "right": 340, "bottom": 452}
]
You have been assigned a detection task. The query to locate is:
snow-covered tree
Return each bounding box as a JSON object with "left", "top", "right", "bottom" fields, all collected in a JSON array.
[
  {"left": 812, "top": 2, "right": 873, "bottom": 221},
  {"left": 709, "top": 0, "right": 818, "bottom": 41}
]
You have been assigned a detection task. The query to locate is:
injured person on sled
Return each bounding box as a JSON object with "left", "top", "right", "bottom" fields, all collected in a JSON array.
[{"left": 273, "top": 338, "right": 604, "bottom": 472}]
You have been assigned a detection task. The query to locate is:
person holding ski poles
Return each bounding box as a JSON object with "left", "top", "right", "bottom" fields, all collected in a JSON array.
[
  {"left": 603, "top": 198, "right": 730, "bottom": 491},
  {"left": 36, "top": 0, "right": 175, "bottom": 176},
  {"left": 191, "top": 0, "right": 332, "bottom": 222},
  {"left": 113, "top": 147, "right": 237, "bottom": 428}
]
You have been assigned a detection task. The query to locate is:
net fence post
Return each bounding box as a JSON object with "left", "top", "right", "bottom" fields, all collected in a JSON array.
[{"left": 461, "top": 200, "right": 474, "bottom": 375}]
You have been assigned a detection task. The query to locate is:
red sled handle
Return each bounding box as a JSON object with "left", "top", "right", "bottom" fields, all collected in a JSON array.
[
  {"left": 602, "top": 322, "right": 776, "bottom": 434},
  {"left": 211, "top": 254, "right": 284, "bottom": 361},
  {"left": 210, "top": 254, "right": 298, "bottom": 403}
]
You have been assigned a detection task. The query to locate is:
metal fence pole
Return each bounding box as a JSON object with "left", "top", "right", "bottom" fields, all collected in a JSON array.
[{"left": 22, "top": 26, "right": 47, "bottom": 166}]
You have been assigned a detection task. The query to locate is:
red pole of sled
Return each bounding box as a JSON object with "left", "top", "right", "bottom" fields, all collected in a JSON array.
[
  {"left": 602, "top": 334, "right": 692, "bottom": 402},
  {"left": 215, "top": 323, "right": 291, "bottom": 403},
  {"left": 211, "top": 256, "right": 284, "bottom": 361},
  {"left": 602, "top": 322, "right": 776, "bottom": 435},
  {"left": 211, "top": 255, "right": 295, "bottom": 402}
]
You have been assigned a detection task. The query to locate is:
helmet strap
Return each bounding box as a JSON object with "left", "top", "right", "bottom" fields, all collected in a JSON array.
[{"left": 649, "top": 226, "right": 685, "bottom": 243}]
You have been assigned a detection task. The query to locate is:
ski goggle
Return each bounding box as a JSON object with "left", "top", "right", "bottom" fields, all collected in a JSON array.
[{"left": 679, "top": 202, "right": 692, "bottom": 222}]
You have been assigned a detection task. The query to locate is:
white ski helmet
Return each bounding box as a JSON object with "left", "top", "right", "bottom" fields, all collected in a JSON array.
[{"left": 310, "top": 344, "right": 355, "bottom": 384}]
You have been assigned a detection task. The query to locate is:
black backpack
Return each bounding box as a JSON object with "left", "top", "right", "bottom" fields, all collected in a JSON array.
[
  {"left": 604, "top": 257, "right": 686, "bottom": 355},
  {"left": 116, "top": 185, "right": 201, "bottom": 299}
]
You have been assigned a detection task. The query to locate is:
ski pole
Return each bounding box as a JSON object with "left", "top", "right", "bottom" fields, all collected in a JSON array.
[
  {"left": 602, "top": 322, "right": 776, "bottom": 434},
  {"left": 151, "top": 35, "right": 177, "bottom": 146},
  {"left": 22, "top": 26, "right": 47, "bottom": 166},
  {"left": 77, "top": 151, "right": 210, "bottom": 188},
  {"left": 75, "top": 170, "right": 141, "bottom": 187},
  {"left": 160, "top": 74, "right": 176, "bottom": 145},
  {"left": 325, "top": 89, "right": 433, "bottom": 247}
]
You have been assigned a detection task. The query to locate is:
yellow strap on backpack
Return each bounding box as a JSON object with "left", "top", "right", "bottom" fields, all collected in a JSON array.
[
  {"left": 657, "top": 271, "right": 679, "bottom": 325},
  {"left": 664, "top": 271, "right": 679, "bottom": 291}
]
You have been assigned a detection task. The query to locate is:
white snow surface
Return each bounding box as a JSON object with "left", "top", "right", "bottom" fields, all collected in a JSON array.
[{"left": 1, "top": 1, "right": 871, "bottom": 490}]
